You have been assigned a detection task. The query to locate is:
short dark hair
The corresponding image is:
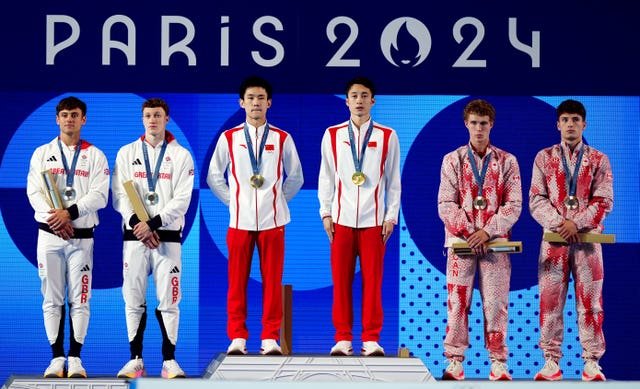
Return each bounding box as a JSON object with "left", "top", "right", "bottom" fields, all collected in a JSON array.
[
  {"left": 142, "top": 98, "right": 170, "bottom": 116},
  {"left": 556, "top": 99, "right": 586, "bottom": 120},
  {"left": 345, "top": 77, "right": 376, "bottom": 97},
  {"left": 56, "top": 96, "right": 87, "bottom": 116},
  {"left": 463, "top": 99, "right": 496, "bottom": 123},
  {"left": 239, "top": 76, "right": 273, "bottom": 100}
]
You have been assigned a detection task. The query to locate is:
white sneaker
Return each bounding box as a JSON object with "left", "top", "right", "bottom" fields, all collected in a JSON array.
[
  {"left": 489, "top": 360, "right": 512, "bottom": 381},
  {"left": 582, "top": 360, "right": 606, "bottom": 381},
  {"left": 260, "top": 339, "right": 283, "bottom": 355},
  {"left": 161, "top": 359, "right": 186, "bottom": 379},
  {"left": 534, "top": 358, "right": 562, "bottom": 381},
  {"left": 43, "top": 356, "right": 66, "bottom": 378},
  {"left": 227, "top": 338, "right": 248, "bottom": 355},
  {"left": 67, "top": 356, "right": 87, "bottom": 378},
  {"left": 442, "top": 359, "right": 465, "bottom": 380},
  {"left": 117, "top": 357, "right": 146, "bottom": 379},
  {"left": 361, "top": 341, "right": 385, "bottom": 356},
  {"left": 330, "top": 340, "right": 354, "bottom": 356}
]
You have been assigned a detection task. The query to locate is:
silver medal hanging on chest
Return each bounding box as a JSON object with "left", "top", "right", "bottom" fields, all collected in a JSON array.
[
  {"left": 145, "top": 191, "right": 159, "bottom": 205},
  {"left": 62, "top": 186, "right": 76, "bottom": 201},
  {"left": 473, "top": 195, "right": 487, "bottom": 210}
]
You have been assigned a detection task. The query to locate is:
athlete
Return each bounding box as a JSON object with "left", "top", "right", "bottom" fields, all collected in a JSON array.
[
  {"left": 208, "top": 76, "right": 303, "bottom": 355},
  {"left": 438, "top": 99, "right": 522, "bottom": 381},
  {"left": 112, "top": 98, "right": 194, "bottom": 379},
  {"left": 318, "top": 76, "right": 401, "bottom": 357},
  {"left": 27, "top": 96, "right": 110, "bottom": 378},
  {"left": 530, "top": 99, "right": 613, "bottom": 382}
]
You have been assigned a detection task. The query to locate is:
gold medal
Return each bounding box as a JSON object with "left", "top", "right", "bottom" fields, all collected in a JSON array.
[
  {"left": 564, "top": 195, "right": 579, "bottom": 210},
  {"left": 473, "top": 195, "right": 487, "bottom": 210},
  {"left": 250, "top": 174, "right": 264, "bottom": 188},
  {"left": 352, "top": 172, "right": 366, "bottom": 186}
]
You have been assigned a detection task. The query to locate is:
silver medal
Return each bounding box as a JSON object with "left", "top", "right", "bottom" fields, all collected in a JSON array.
[
  {"left": 145, "top": 191, "right": 159, "bottom": 205},
  {"left": 62, "top": 186, "right": 76, "bottom": 201}
]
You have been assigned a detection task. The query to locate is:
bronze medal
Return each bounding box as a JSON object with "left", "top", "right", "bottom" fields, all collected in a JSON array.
[
  {"left": 564, "top": 195, "right": 579, "bottom": 210},
  {"left": 473, "top": 195, "right": 487, "bottom": 210}
]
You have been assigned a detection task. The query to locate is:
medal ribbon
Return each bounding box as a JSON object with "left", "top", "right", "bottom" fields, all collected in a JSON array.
[
  {"left": 467, "top": 146, "right": 491, "bottom": 197},
  {"left": 57, "top": 138, "right": 82, "bottom": 189},
  {"left": 243, "top": 123, "right": 270, "bottom": 176},
  {"left": 560, "top": 145, "right": 585, "bottom": 197},
  {"left": 348, "top": 120, "right": 374, "bottom": 174},
  {"left": 142, "top": 139, "right": 168, "bottom": 194}
]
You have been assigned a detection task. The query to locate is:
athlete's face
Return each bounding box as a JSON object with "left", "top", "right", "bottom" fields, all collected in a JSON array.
[
  {"left": 142, "top": 107, "right": 169, "bottom": 137},
  {"left": 56, "top": 108, "right": 86, "bottom": 138},
  {"left": 557, "top": 113, "right": 586, "bottom": 146},
  {"left": 465, "top": 114, "right": 493, "bottom": 147},
  {"left": 240, "top": 87, "right": 271, "bottom": 125},
  {"left": 346, "top": 84, "right": 375, "bottom": 120}
]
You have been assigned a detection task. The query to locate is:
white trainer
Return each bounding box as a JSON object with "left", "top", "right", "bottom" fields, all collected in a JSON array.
[
  {"left": 117, "top": 357, "right": 146, "bottom": 379},
  {"left": 161, "top": 359, "right": 186, "bottom": 379},
  {"left": 227, "top": 338, "right": 248, "bottom": 355},
  {"left": 43, "top": 356, "right": 66, "bottom": 378},
  {"left": 534, "top": 358, "right": 562, "bottom": 381},
  {"left": 67, "top": 356, "right": 87, "bottom": 378},
  {"left": 442, "top": 359, "right": 465, "bottom": 380},
  {"left": 330, "top": 340, "right": 354, "bottom": 356},
  {"left": 582, "top": 359, "right": 606, "bottom": 381},
  {"left": 361, "top": 341, "right": 385, "bottom": 356},
  {"left": 260, "top": 339, "right": 283, "bottom": 355},
  {"left": 489, "top": 360, "right": 512, "bottom": 381}
]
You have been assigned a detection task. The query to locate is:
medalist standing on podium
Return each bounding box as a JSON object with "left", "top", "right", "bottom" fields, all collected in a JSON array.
[
  {"left": 112, "top": 98, "right": 194, "bottom": 379},
  {"left": 208, "top": 76, "right": 304, "bottom": 356},
  {"left": 530, "top": 99, "right": 613, "bottom": 382},
  {"left": 318, "top": 77, "right": 401, "bottom": 357},
  {"left": 438, "top": 99, "right": 522, "bottom": 381},
  {"left": 27, "top": 96, "right": 110, "bottom": 378}
]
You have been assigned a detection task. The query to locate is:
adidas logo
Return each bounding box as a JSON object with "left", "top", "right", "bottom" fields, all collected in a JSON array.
[
  {"left": 132, "top": 158, "right": 142, "bottom": 165},
  {"left": 80, "top": 264, "right": 91, "bottom": 272},
  {"left": 169, "top": 266, "right": 180, "bottom": 274},
  {"left": 47, "top": 155, "right": 58, "bottom": 162}
]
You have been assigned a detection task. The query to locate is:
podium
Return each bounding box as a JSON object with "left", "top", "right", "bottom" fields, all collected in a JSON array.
[{"left": 204, "top": 354, "right": 435, "bottom": 382}]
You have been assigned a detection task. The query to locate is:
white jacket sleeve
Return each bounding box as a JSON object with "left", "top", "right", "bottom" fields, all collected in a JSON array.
[
  {"left": 112, "top": 147, "right": 136, "bottom": 224},
  {"left": 158, "top": 148, "right": 194, "bottom": 227},
  {"left": 75, "top": 148, "right": 109, "bottom": 217},
  {"left": 383, "top": 131, "right": 401, "bottom": 223},
  {"left": 26, "top": 146, "right": 53, "bottom": 214},
  {"left": 317, "top": 130, "right": 335, "bottom": 218},
  {"left": 207, "top": 134, "right": 231, "bottom": 205},
  {"left": 282, "top": 135, "right": 304, "bottom": 202}
]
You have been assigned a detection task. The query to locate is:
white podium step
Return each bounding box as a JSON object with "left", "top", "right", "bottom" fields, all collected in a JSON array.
[
  {"left": 2, "top": 376, "right": 129, "bottom": 389},
  {"left": 203, "top": 354, "right": 435, "bottom": 382}
]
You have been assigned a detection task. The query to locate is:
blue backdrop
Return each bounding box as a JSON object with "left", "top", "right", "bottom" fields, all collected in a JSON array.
[{"left": 0, "top": 0, "right": 638, "bottom": 382}]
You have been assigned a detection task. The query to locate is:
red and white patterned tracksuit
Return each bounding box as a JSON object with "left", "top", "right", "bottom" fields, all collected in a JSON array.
[
  {"left": 438, "top": 144, "right": 522, "bottom": 362},
  {"left": 530, "top": 142, "right": 613, "bottom": 361}
]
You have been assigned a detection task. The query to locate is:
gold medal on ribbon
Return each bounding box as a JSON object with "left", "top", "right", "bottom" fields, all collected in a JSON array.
[
  {"left": 250, "top": 174, "right": 265, "bottom": 188},
  {"left": 351, "top": 171, "right": 366, "bottom": 186},
  {"left": 473, "top": 195, "right": 487, "bottom": 210},
  {"left": 564, "top": 195, "right": 579, "bottom": 210}
]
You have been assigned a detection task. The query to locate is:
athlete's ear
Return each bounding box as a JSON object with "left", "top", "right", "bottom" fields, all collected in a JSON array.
[{"left": 239, "top": 98, "right": 245, "bottom": 108}]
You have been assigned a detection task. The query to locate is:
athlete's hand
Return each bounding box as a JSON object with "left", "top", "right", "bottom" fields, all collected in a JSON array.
[
  {"left": 46, "top": 209, "right": 71, "bottom": 230},
  {"left": 133, "top": 221, "right": 152, "bottom": 241},
  {"left": 47, "top": 209, "right": 73, "bottom": 240},
  {"left": 142, "top": 231, "right": 161, "bottom": 249},
  {"left": 323, "top": 216, "right": 334, "bottom": 243},
  {"left": 467, "top": 229, "right": 490, "bottom": 256},
  {"left": 55, "top": 223, "right": 74, "bottom": 240},
  {"left": 557, "top": 219, "right": 579, "bottom": 243},
  {"left": 382, "top": 220, "right": 395, "bottom": 244}
]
